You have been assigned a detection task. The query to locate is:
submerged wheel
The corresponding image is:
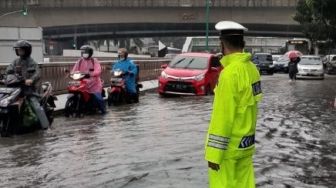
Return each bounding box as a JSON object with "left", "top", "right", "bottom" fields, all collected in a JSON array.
[
  {"left": 108, "top": 93, "right": 117, "bottom": 106},
  {"left": 0, "top": 118, "right": 11, "bottom": 137},
  {"left": 205, "top": 85, "right": 212, "bottom": 96},
  {"left": 107, "top": 94, "right": 113, "bottom": 106},
  {"left": 64, "top": 97, "right": 77, "bottom": 117}
]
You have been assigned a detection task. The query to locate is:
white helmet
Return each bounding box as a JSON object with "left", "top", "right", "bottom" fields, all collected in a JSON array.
[{"left": 215, "top": 21, "right": 248, "bottom": 36}]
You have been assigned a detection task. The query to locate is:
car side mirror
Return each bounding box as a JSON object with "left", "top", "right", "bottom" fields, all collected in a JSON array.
[{"left": 161, "top": 64, "right": 168, "bottom": 69}]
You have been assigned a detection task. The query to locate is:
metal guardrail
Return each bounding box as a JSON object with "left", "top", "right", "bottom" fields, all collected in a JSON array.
[{"left": 0, "top": 59, "right": 170, "bottom": 94}]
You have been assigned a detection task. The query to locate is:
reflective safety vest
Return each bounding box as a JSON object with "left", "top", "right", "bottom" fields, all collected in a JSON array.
[{"left": 205, "top": 52, "right": 262, "bottom": 164}]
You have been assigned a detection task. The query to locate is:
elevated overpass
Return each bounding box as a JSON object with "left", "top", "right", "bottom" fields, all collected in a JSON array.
[
  {"left": 0, "top": 0, "right": 301, "bottom": 37},
  {"left": 0, "top": 0, "right": 302, "bottom": 53}
]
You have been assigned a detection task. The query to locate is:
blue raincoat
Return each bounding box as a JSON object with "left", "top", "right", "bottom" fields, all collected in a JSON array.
[{"left": 112, "top": 58, "right": 138, "bottom": 94}]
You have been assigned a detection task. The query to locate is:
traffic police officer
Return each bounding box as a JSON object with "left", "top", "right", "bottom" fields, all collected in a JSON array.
[{"left": 205, "top": 21, "right": 262, "bottom": 188}]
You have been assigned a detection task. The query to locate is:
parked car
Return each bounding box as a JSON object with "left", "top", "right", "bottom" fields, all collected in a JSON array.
[
  {"left": 273, "top": 55, "right": 289, "bottom": 73},
  {"left": 323, "top": 54, "right": 336, "bottom": 74},
  {"left": 252, "top": 53, "right": 274, "bottom": 75},
  {"left": 158, "top": 53, "right": 222, "bottom": 96},
  {"left": 297, "top": 55, "right": 324, "bottom": 79}
]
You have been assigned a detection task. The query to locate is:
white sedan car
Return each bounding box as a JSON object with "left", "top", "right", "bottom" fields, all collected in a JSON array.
[{"left": 297, "top": 55, "right": 324, "bottom": 79}]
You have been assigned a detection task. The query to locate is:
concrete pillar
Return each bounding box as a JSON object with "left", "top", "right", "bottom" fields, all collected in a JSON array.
[{"left": 107, "top": 39, "right": 110, "bottom": 52}]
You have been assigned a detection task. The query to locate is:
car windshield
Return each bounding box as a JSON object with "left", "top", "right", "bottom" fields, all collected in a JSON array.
[
  {"left": 255, "top": 54, "right": 272, "bottom": 61},
  {"left": 277, "top": 56, "right": 289, "bottom": 62},
  {"left": 169, "top": 56, "right": 208, "bottom": 69},
  {"left": 272, "top": 56, "right": 280, "bottom": 61},
  {"left": 300, "top": 57, "right": 322, "bottom": 65}
]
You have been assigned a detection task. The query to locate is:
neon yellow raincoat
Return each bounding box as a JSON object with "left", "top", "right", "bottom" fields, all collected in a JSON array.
[{"left": 205, "top": 52, "right": 262, "bottom": 188}]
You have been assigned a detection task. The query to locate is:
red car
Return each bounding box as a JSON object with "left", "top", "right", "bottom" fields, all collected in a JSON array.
[{"left": 158, "top": 53, "right": 222, "bottom": 96}]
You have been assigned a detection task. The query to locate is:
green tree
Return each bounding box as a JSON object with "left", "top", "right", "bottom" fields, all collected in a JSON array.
[{"left": 294, "top": 0, "right": 336, "bottom": 53}]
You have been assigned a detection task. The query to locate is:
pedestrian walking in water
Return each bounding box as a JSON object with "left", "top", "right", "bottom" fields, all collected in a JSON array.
[
  {"left": 204, "top": 21, "right": 262, "bottom": 188},
  {"left": 288, "top": 52, "right": 300, "bottom": 82}
]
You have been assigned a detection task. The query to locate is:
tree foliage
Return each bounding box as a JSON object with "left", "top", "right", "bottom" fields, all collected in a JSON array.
[{"left": 294, "top": 0, "right": 336, "bottom": 50}]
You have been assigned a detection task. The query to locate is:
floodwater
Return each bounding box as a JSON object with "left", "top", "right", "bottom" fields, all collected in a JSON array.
[{"left": 0, "top": 74, "right": 335, "bottom": 188}]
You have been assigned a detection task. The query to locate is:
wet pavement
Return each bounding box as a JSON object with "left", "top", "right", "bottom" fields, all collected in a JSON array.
[{"left": 0, "top": 74, "right": 335, "bottom": 188}]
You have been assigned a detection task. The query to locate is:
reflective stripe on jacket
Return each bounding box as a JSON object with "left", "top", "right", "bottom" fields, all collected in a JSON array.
[{"left": 205, "top": 52, "right": 262, "bottom": 164}]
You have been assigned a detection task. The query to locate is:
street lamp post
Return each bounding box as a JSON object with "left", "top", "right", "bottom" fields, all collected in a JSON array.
[
  {"left": 205, "top": 0, "right": 210, "bottom": 52},
  {"left": 0, "top": 6, "right": 28, "bottom": 19}
]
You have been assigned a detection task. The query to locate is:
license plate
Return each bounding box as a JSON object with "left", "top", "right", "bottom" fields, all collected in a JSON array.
[{"left": 175, "top": 84, "right": 187, "bottom": 89}]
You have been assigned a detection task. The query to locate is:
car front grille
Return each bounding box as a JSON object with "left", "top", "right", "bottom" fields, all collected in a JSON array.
[{"left": 165, "top": 81, "right": 195, "bottom": 94}]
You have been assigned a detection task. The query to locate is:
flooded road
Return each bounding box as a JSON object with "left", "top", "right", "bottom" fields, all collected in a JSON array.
[{"left": 0, "top": 74, "right": 335, "bottom": 188}]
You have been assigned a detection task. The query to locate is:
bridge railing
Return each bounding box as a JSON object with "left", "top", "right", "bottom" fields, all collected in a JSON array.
[
  {"left": 0, "top": 59, "right": 170, "bottom": 94},
  {"left": 1, "top": 0, "right": 299, "bottom": 8}
]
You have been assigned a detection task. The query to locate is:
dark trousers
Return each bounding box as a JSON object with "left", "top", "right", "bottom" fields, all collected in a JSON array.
[
  {"left": 92, "top": 93, "right": 106, "bottom": 114},
  {"left": 289, "top": 72, "right": 296, "bottom": 80}
]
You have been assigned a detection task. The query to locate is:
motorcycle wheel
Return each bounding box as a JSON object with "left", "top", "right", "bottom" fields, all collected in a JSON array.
[
  {"left": 64, "top": 96, "right": 77, "bottom": 117},
  {"left": 109, "top": 92, "right": 121, "bottom": 106},
  {"left": 107, "top": 94, "right": 113, "bottom": 106}
]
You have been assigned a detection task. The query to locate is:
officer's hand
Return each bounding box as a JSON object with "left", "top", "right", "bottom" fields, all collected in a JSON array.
[
  {"left": 25, "top": 79, "right": 33, "bottom": 86},
  {"left": 208, "top": 161, "right": 220, "bottom": 171}
]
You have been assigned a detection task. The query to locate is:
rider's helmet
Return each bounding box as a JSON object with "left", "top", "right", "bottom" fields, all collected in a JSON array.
[
  {"left": 80, "top": 45, "right": 93, "bottom": 59},
  {"left": 13, "top": 40, "right": 32, "bottom": 58}
]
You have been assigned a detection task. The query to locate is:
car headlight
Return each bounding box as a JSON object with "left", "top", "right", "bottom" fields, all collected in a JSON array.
[
  {"left": 161, "top": 71, "right": 168, "bottom": 79},
  {"left": 194, "top": 73, "right": 205, "bottom": 81}
]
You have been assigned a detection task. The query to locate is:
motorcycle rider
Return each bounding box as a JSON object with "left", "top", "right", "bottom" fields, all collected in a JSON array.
[
  {"left": 112, "top": 48, "right": 138, "bottom": 101},
  {"left": 71, "top": 45, "right": 106, "bottom": 114},
  {"left": 7, "top": 40, "right": 40, "bottom": 92},
  {"left": 6, "top": 40, "right": 50, "bottom": 129}
]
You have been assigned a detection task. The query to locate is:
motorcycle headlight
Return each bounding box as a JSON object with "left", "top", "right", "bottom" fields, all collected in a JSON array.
[
  {"left": 194, "top": 73, "right": 205, "bottom": 81},
  {"left": 71, "top": 73, "right": 83, "bottom": 80},
  {"left": 113, "top": 71, "right": 123, "bottom": 77},
  {"left": 161, "top": 71, "right": 168, "bottom": 79},
  {"left": 0, "top": 98, "right": 10, "bottom": 107},
  {"left": 0, "top": 92, "right": 16, "bottom": 107},
  {"left": 41, "top": 84, "right": 48, "bottom": 91}
]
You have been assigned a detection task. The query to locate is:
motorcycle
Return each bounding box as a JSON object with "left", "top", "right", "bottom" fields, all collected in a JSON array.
[
  {"left": 64, "top": 71, "right": 102, "bottom": 117},
  {"left": 107, "top": 67, "right": 142, "bottom": 106},
  {"left": 0, "top": 72, "right": 56, "bottom": 137}
]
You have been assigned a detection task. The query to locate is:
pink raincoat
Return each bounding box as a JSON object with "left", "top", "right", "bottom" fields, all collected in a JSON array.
[{"left": 71, "top": 58, "right": 103, "bottom": 94}]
